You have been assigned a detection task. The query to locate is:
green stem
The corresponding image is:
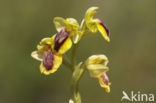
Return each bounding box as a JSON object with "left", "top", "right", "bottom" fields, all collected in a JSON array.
[
  {"left": 70, "top": 19, "right": 87, "bottom": 103},
  {"left": 72, "top": 63, "right": 86, "bottom": 103},
  {"left": 71, "top": 43, "right": 79, "bottom": 69}
]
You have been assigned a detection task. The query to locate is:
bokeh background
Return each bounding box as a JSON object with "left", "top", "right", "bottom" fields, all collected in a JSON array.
[{"left": 0, "top": 0, "right": 156, "bottom": 103}]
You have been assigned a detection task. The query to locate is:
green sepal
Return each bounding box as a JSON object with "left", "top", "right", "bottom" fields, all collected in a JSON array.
[{"left": 53, "top": 17, "right": 67, "bottom": 32}]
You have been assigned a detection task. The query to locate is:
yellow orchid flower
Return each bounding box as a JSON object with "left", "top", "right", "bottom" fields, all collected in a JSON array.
[
  {"left": 85, "top": 54, "right": 111, "bottom": 93},
  {"left": 31, "top": 37, "right": 63, "bottom": 75},
  {"left": 31, "top": 27, "right": 73, "bottom": 75},
  {"left": 84, "top": 7, "right": 110, "bottom": 42}
]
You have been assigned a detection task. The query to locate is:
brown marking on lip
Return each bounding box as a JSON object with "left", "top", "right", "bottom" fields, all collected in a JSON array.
[
  {"left": 101, "top": 73, "right": 109, "bottom": 85},
  {"left": 43, "top": 50, "right": 54, "bottom": 71},
  {"left": 96, "top": 19, "right": 110, "bottom": 38},
  {"left": 54, "top": 28, "right": 69, "bottom": 51}
]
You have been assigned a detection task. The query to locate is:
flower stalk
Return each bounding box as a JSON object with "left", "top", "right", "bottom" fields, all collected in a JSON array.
[
  {"left": 71, "top": 62, "right": 86, "bottom": 103},
  {"left": 71, "top": 43, "right": 79, "bottom": 69}
]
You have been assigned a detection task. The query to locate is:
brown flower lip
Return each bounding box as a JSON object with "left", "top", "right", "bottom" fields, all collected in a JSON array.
[
  {"left": 54, "top": 28, "right": 70, "bottom": 51},
  {"left": 96, "top": 19, "right": 110, "bottom": 38},
  {"left": 101, "top": 73, "right": 109, "bottom": 85},
  {"left": 43, "top": 50, "right": 54, "bottom": 71}
]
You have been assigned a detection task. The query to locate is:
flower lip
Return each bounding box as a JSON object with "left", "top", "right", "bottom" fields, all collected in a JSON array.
[
  {"left": 98, "top": 72, "right": 111, "bottom": 93},
  {"left": 96, "top": 19, "right": 110, "bottom": 38},
  {"left": 54, "top": 28, "right": 70, "bottom": 51},
  {"left": 101, "top": 73, "right": 109, "bottom": 85},
  {"left": 43, "top": 50, "right": 54, "bottom": 71}
]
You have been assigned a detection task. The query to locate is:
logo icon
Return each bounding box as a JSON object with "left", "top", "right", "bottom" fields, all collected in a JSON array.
[
  {"left": 121, "top": 91, "right": 155, "bottom": 102},
  {"left": 121, "top": 91, "right": 131, "bottom": 101}
]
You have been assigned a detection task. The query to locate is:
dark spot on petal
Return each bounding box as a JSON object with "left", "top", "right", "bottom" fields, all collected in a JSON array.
[
  {"left": 96, "top": 19, "right": 110, "bottom": 38},
  {"left": 101, "top": 73, "right": 109, "bottom": 85},
  {"left": 43, "top": 50, "right": 54, "bottom": 71},
  {"left": 54, "top": 28, "right": 69, "bottom": 51}
]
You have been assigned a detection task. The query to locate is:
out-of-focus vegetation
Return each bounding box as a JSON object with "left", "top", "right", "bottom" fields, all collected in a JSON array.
[{"left": 0, "top": 0, "right": 156, "bottom": 103}]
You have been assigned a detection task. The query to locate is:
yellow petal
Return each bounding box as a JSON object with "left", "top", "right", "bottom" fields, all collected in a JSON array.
[
  {"left": 40, "top": 54, "right": 62, "bottom": 75},
  {"left": 37, "top": 44, "right": 50, "bottom": 51},
  {"left": 86, "top": 54, "right": 108, "bottom": 66},
  {"left": 85, "top": 7, "right": 99, "bottom": 33},
  {"left": 53, "top": 17, "right": 67, "bottom": 32},
  {"left": 86, "top": 55, "right": 109, "bottom": 77},
  {"left": 96, "top": 20, "right": 110, "bottom": 42},
  {"left": 57, "top": 37, "right": 72, "bottom": 54},
  {"left": 37, "top": 37, "right": 52, "bottom": 51},
  {"left": 85, "top": 7, "right": 99, "bottom": 22},
  {"left": 86, "top": 19, "right": 97, "bottom": 33},
  {"left": 52, "top": 54, "right": 62, "bottom": 73},
  {"left": 53, "top": 17, "right": 79, "bottom": 35},
  {"left": 51, "top": 34, "right": 56, "bottom": 48},
  {"left": 87, "top": 64, "right": 109, "bottom": 78},
  {"left": 40, "top": 37, "right": 52, "bottom": 45},
  {"left": 66, "top": 18, "right": 79, "bottom": 26},
  {"left": 65, "top": 18, "right": 79, "bottom": 35},
  {"left": 31, "top": 51, "right": 43, "bottom": 61}
]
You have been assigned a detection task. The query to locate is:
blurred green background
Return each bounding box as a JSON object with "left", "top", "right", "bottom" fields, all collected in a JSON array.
[{"left": 0, "top": 0, "right": 156, "bottom": 103}]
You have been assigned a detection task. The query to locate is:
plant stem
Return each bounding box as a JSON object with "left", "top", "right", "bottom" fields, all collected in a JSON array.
[
  {"left": 72, "top": 63, "right": 86, "bottom": 103},
  {"left": 70, "top": 19, "right": 87, "bottom": 103},
  {"left": 71, "top": 43, "right": 79, "bottom": 69}
]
